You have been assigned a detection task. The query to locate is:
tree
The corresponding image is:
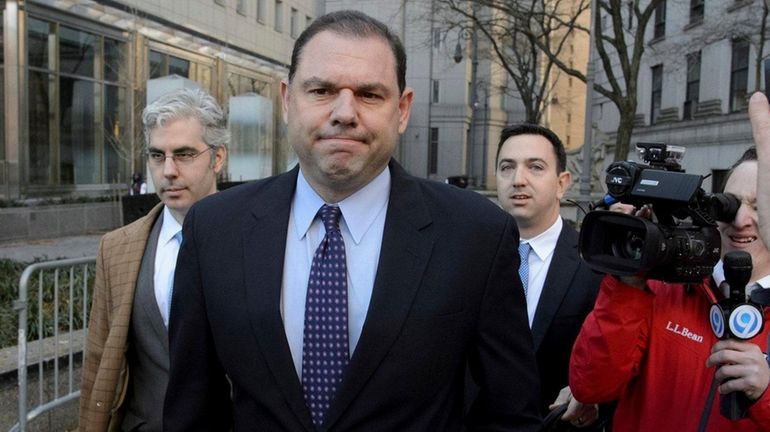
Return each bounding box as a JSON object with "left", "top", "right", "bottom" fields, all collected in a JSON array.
[
  {"left": 432, "top": 0, "right": 666, "bottom": 162},
  {"left": 538, "top": 0, "right": 665, "bottom": 161},
  {"left": 433, "top": 0, "right": 591, "bottom": 124}
]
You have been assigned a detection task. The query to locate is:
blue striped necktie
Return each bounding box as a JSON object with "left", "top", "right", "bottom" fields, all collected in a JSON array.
[{"left": 518, "top": 242, "right": 531, "bottom": 295}]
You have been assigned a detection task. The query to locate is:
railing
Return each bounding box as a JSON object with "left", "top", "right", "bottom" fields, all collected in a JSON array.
[{"left": 11, "top": 257, "right": 96, "bottom": 432}]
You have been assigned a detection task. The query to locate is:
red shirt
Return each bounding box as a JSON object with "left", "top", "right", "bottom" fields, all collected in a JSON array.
[{"left": 570, "top": 276, "right": 770, "bottom": 431}]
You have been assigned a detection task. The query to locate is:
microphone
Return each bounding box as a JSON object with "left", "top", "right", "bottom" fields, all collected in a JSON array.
[
  {"left": 590, "top": 194, "right": 618, "bottom": 210},
  {"left": 720, "top": 251, "right": 754, "bottom": 421}
]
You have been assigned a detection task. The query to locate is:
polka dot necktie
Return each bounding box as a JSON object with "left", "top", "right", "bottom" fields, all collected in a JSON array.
[
  {"left": 518, "top": 242, "right": 531, "bottom": 295},
  {"left": 301, "top": 204, "right": 349, "bottom": 427}
]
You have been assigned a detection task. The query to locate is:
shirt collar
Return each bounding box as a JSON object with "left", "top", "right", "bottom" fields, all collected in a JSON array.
[
  {"left": 159, "top": 206, "right": 183, "bottom": 246},
  {"left": 521, "top": 217, "right": 562, "bottom": 261},
  {"left": 712, "top": 259, "right": 770, "bottom": 291},
  {"left": 293, "top": 167, "right": 391, "bottom": 244}
]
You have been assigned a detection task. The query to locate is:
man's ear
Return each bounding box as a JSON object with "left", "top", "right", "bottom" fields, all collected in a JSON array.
[
  {"left": 556, "top": 170, "right": 573, "bottom": 199},
  {"left": 397, "top": 87, "right": 415, "bottom": 134},
  {"left": 280, "top": 79, "right": 290, "bottom": 125}
]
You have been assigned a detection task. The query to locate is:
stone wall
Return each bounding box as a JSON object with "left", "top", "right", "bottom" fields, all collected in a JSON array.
[{"left": 0, "top": 202, "right": 121, "bottom": 243}]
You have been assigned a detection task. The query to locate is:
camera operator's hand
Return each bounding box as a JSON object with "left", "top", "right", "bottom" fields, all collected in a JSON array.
[
  {"left": 548, "top": 385, "right": 599, "bottom": 428},
  {"left": 608, "top": 202, "right": 652, "bottom": 220},
  {"left": 706, "top": 339, "right": 770, "bottom": 401},
  {"left": 749, "top": 91, "right": 770, "bottom": 250}
]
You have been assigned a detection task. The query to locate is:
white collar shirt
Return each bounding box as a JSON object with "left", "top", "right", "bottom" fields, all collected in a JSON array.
[
  {"left": 521, "top": 217, "right": 563, "bottom": 328},
  {"left": 154, "top": 206, "right": 183, "bottom": 328},
  {"left": 713, "top": 260, "right": 770, "bottom": 298},
  {"left": 282, "top": 167, "right": 390, "bottom": 379}
]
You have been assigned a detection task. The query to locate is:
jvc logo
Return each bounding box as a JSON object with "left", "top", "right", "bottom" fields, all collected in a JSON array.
[{"left": 608, "top": 176, "right": 624, "bottom": 184}]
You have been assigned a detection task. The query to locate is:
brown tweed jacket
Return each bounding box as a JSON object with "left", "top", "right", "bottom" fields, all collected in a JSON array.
[{"left": 79, "top": 204, "right": 163, "bottom": 432}]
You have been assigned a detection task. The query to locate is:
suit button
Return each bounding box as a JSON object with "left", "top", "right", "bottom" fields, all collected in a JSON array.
[{"left": 96, "top": 401, "right": 103, "bottom": 407}]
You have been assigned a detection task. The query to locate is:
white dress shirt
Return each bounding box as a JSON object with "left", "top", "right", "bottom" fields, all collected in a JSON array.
[
  {"left": 153, "top": 206, "right": 182, "bottom": 328},
  {"left": 521, "top": 217, "right": 563, "bottom": 328},
  {"left": 282, "top": 168, "right": 390, "bottom": 379},
  {"left": 712, "top": 259, "right": 770, "bottom": 297}
]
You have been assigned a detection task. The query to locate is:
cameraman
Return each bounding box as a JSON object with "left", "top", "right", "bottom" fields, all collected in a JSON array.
[{"left": 569, "top": 92, "right": 770, "bottom": 431}]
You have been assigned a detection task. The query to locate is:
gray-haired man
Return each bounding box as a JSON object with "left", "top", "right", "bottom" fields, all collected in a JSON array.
[{"left": 79, "top": 87, "right": 227, "bottom": 432}]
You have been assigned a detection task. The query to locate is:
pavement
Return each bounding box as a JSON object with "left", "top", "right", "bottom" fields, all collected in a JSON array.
[{"left": 0, "top": 234, "right": 104, "bottom": 263}]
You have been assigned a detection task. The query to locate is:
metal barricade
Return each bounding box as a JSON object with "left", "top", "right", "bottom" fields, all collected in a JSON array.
[{"left": 11, "top": 257, "right": 96, "bottom": 432}]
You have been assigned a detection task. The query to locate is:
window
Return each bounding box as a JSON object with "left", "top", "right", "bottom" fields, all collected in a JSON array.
[
  {"left": 290, "top": 8, "right": 299, "bottom": 38},
  {"left": 148, "top": 49, "right": 213, "bottom": 89},
  {"left": 712, "top": 169, "right": 728, "bottom": 193},
  {"left": 227, "top": 72, "right": 270, "bottom": 97},
  {"left": 257, "top": 0, "right": 266, "bottom": 23},
  {"left": 653, "top": 1, "right": 666, "bottom": 39},
  {"left": 690, "top": 0, "right": 704, "bottom": 24},
  {"left": 432, "top": 80, "right": 440, "bottom": 103},
  {"left": 237, "top": 0, "right": 246, "bottom": 15},
  {"left": 684, "top": 52, "right": 700, "bottom": 120},
  {"left": 730, "top": 39, "right": 750, "bottom": 112},
  {"left": 274, "top": 0, "right": 283, "bottom": 32},
  {"left": 429, "top": 128, "right": 439, "bottom": 175},
  {"left": 432, "top": 29, "right": 441, "bottom": 50},
  {"left": 650, "top": 64, "right": 663, "bottom": 124},
  {"left": 227, "top": 71, "right": 275, "bottom": 180},
  {"left": 27, "top": 17, "right": 131, "bottom": 188}
]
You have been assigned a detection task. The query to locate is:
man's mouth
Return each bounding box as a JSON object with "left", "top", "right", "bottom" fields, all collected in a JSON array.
[
  {"left": 730, "top": 235, "right": 757, "bottom": 244},
  {"left": 511, "top": 194, "right": 530, "bottom": 200}
]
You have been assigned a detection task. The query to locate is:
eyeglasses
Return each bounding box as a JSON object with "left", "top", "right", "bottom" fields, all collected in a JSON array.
[{"left": 146, "top": 147, "right": 214, "bottom": 165}]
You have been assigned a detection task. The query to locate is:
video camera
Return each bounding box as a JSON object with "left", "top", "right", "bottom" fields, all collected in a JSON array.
[{"left": 579, "top": 142, "right": 740, "bottom": 283}]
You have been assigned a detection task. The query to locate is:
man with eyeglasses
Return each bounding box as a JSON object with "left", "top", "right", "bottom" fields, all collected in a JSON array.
[{"left": 79, "top": 87, "right": 227, "bottom": 432}]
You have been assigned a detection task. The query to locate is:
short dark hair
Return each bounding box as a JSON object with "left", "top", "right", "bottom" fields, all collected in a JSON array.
[
  {"left": 288, "top": 10, "right": 407, "bottom": 94},
  {"left": 730, "top": 146, "right": 757, "bottom": 170},
  {"left": 496, "top": 123, "right": 567, "bottom": 173},
  {"left": 721, "top": 146, "right": 757, "bottom": 191}
]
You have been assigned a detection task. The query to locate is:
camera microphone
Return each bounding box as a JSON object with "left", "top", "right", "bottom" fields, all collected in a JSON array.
[{"left": 589, "top": 194, "right": 618, "bottom": 210}]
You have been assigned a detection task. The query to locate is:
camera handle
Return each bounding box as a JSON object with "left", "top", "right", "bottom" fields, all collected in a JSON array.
[{"left": 707, "top": 251, "right": 763, "bottom": 421}]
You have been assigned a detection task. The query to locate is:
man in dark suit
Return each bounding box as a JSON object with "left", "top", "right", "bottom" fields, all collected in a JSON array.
[
  {"left": 495, "top": 124, "right": 602, "bottom": 428},
  {"left": 163, "top": 10, "right": 541, "bottom": 432}
]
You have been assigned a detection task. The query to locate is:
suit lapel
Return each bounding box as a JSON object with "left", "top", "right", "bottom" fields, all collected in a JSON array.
[
  {"left": 118, "top": 204, "right": 164, "bottom": 320},
  {"left": 135, "top": 212, "right": 171, "bottom": 354},
  {"left": 325, "top": 162, "right": 434, "bottom": 429},
  {"left": 241, "top": 167, "right": 315, "bottom": 431},
  {"left": 530, "top": 223, "right": 579, "bottom": 351}
]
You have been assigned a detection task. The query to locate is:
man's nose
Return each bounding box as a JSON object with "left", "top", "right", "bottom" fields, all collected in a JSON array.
[
  {"left": 162, "top": 156, "right": 179, "bottom": 178},
  {"left": 330, "top": 89, "right": 358, "bottom": 126},
  {"left": 732, "top": 202, "right": 754, "bottom": 228},
  {"left": 512, "top": 167, "right": 527, "bottom": 186}
]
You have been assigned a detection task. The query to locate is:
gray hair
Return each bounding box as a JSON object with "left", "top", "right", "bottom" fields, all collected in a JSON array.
[{"left": 142, "top": 88, "right": 230, "bottom": 155}]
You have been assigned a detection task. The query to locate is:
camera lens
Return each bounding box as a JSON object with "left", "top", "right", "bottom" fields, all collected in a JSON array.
[{"left": 611, "top": 231, "right": 646, "bottom": 260}]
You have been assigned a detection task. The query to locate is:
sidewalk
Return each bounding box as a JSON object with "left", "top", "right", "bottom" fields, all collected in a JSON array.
[{"left": 0, "top": 234, "right": 103, "bottom": 263}]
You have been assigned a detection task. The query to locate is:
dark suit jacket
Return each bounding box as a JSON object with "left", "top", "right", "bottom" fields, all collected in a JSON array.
[
  {"left": 164, "top": 161, "right": 541, "bottom": 431},
  {"left": 530, "top": 222, "right": 602, "bottom": 415}
]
